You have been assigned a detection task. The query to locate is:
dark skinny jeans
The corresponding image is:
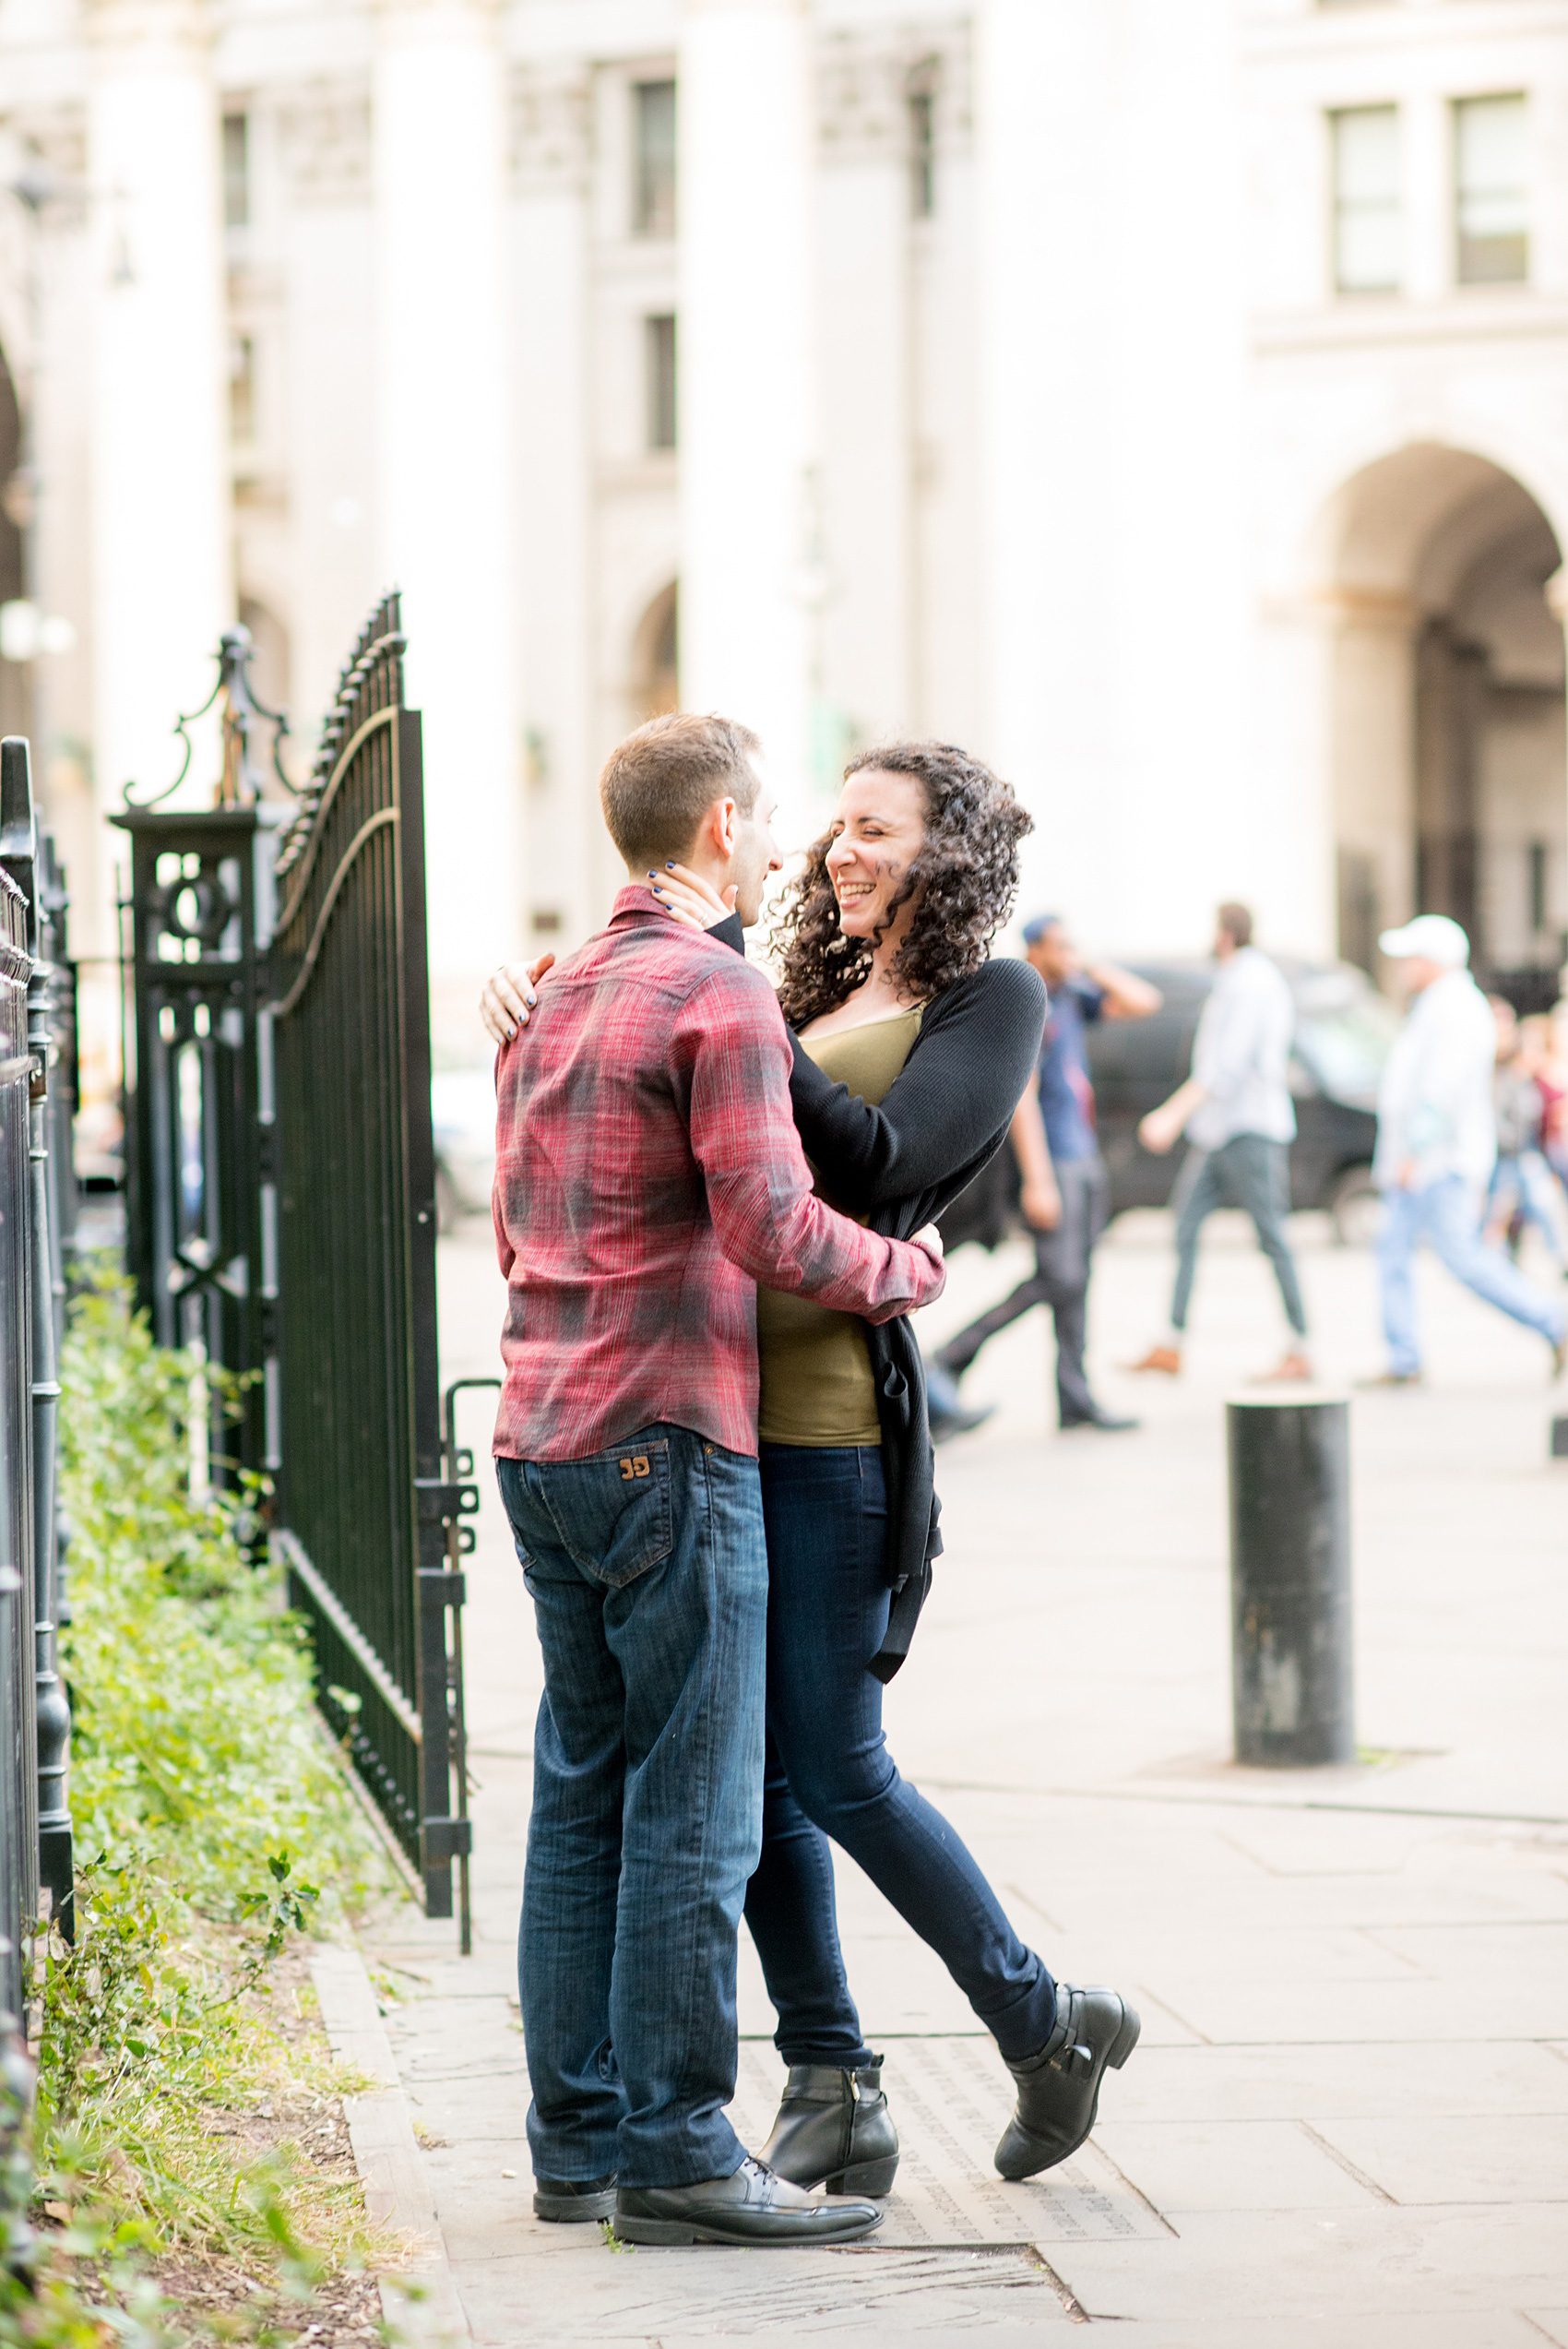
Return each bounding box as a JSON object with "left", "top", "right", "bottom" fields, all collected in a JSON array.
[{"left": 742, "top": 1442, "right": 1056, "bottom": 2069}]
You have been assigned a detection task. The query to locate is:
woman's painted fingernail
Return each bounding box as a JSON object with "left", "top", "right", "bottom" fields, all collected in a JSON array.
[{"left": 665, "top": 861, "right": 674, "bottom": 870}]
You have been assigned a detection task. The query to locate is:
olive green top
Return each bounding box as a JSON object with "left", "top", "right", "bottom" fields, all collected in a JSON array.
[{"left": 755, "top": 1004, "right": 923, "bottom": 1447}]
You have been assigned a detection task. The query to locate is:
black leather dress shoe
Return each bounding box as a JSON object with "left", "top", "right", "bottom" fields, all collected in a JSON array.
[
  {"left": 1058, "top": 1405, "right": 1140, "bottom": 1432},
  {"left": 758, "top": 2058, "right": 898, "bottom": 2194},
  {"left": 993, "top": 1985, "right": 1141, "bottom": 2180},
  {"left": 614, "top": 2154, "right": 884, "bottom": 2246},
  {"left": 533, "top": 2174, "right": 617, "bottom": 2223}
]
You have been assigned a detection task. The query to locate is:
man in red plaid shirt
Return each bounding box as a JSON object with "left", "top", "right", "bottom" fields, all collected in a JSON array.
[{"left": 492, "top": 714, "right": 944, "bottom": 2248}]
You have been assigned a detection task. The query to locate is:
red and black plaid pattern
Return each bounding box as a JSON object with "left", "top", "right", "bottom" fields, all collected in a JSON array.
[{"left": 492, "top": 888, "right": 943, "bottom": 1463}]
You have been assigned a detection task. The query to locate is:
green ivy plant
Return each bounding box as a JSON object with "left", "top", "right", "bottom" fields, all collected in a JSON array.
[{"left": 0, "top": 1272, "right": 395, "bottom": 2343}]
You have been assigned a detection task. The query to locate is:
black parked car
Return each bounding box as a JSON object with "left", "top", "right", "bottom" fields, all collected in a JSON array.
[{"left": 942, "top": 959, "right": 1396, "bottom": 1252}]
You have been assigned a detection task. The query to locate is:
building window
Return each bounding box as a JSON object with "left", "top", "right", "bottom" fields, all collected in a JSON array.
[
  {"left": 1331, "top": 106, "right": 1401, "bottom": 294},
  {"left": 646, "top": 315, "right": 677, "bottom": 452},
  {"left": 634, "top": 79, "right": 676, "bottom": 239},
  {"left": 222, "top": 113, "right": 250, "bottom": 232},
  {"left": 1455, "top": 94, "right": 1527, "bottom": 285},
  {"left": 909, "top": 81, "right": 936, "bottom": 219},
  {"left": 230, "top": 336, "right": 255, "bottom": 444}
]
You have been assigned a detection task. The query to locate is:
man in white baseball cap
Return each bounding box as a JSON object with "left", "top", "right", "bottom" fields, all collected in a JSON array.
[{"left": 1362, "top": 914, "right": 1566, "bottom": 1386}]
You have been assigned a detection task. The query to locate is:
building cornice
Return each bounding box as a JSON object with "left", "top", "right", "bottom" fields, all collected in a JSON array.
[
  {"left": 1253, "top": 296, "right": 1568, "bottom": 356},
  {"left": 508, "top": 58, "right": 591, "bottom": 196},
  {"left": 277, "top": 79, "right": 371, "bottom": 203},
  {"left": 816, "top": 17, "right": 970, "bottom": 167}
]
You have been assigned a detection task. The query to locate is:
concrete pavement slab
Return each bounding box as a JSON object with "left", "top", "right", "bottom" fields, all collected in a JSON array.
[
  {"left": 1051, "top": 2201, "right": 1568, "bottom": 2320},
  {"left": 1309, "top": 2112, "right": 1568, "bottom": 2205},
  {"left": 449, "top": 2242, "right": 1079, "bottom": 2342},
  {"left": 1088, "top": 2117, "right": 1384, "bottom": 2212},
  {"left": 1094, "top": 2319, "right": 1548, "bottom": 2348},
  {"left": 1098, "top": 2038, "right": 1568, "bottom": 2123}
]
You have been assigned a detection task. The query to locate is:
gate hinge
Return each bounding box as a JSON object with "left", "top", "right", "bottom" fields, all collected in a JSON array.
[
  {"left": 414, "top": 1478, "right": 479, "bottom": 1524},
  {"left": 418, "top": 1567, "right": 467, "bottom": 1608},
  {"left": 421, "top": 1816, "right": 473, "bottom": 1864}
]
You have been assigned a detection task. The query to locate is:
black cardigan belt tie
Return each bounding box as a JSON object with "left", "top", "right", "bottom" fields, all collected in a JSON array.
[{"left": 711, "top": 916, "right": 1049, "bottom": 1683}]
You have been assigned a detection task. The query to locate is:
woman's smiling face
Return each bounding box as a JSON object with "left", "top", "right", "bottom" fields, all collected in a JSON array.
[{"left": 824, "top": 769, "right": 929, "bottom": 940}]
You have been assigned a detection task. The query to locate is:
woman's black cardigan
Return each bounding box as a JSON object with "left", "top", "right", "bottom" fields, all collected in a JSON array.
[{"left": 715, "top": 919, "right": 1047, "bottom": 1679}]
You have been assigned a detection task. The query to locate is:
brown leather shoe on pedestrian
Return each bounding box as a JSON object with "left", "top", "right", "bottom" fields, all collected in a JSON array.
[
  {"left": 1252, "top": 1352, "right": 1312, "bottom": 1385},
  {"left": 1125, "top": 1345, "right": 1181, "bottom": 1376}
]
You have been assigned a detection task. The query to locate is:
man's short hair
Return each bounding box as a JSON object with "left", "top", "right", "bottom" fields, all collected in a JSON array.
[
  {"left": 1217, "top": 900, "right": 1253, "bottom": 948},
  {"left": 599, "top": 712, "right": 763, "bottom": 870}
]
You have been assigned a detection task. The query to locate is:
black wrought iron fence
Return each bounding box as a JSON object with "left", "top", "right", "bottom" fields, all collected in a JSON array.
[
  {"left": 111, "top": 630, "right": 291, "bottom": 1491},
  {"left": 0, "top": 733, "right": 77, "bottom": 2028},
  {"left": 269, "top": 597, "right": 469, "bottom": 1924},
  {"left": 116, "top": 608, "right": 469, "bottom": 1928},
  {"left": 0, "top": 851, "right": 38, "bottom": 2031}
]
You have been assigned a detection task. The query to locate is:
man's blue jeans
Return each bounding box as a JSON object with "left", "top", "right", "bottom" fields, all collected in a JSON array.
[
  {"left": 1378, "top": 1174, "right": 1566, "bottom": 1376},
  {"left": 496, "top": 1426, "right": 767, "bottom": 2190}
]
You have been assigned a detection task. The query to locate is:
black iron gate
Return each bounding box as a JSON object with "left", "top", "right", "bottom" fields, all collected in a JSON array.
[
  {"left": 0, "top": 733, "right": 77, "bottom": 2021},
  {"left": 268, "top": 599, "right": 470, "bottom": 1925},
  {"left": 0, "top": 849, "right": 38, "bottom": 2025},
  {"left": 117, "top": 608, "right": 470, "bottom": 1929}
]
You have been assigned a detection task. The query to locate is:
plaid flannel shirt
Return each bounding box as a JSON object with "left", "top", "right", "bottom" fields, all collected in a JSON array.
[{"left": 492, "top": 888, "right": 944, "bottom": 1463}]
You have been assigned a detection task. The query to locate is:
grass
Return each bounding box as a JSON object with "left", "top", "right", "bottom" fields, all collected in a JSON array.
[{"left": 0, "top": 1274, "right": 396, "bottom": 2343}]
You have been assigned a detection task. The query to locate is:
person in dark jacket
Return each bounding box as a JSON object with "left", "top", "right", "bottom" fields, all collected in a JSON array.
[
  {"left": 930, "top": 913, "right": 1161, "bottom": 1433},
  {"left": 481, "top": 742, "right": 1142, "bottom": 2205}
]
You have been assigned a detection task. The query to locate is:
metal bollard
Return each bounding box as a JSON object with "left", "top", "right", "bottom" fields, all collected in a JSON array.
[{"left": 1227, "top": 1396, "right": 1354, "bottom": 1767}]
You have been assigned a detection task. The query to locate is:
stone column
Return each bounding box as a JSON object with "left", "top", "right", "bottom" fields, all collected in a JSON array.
[
  {"left": 374, "top": 0, "right": 519, "bottom": 1042},
  {"left": 87, "top": 0, "right": 230, "bottom": 804},
  {"left": 679, "top": 0, "right": 815, "bottom": 845},
  {"left": 1545, "top": 565, "right": 1568, "bottom": 982},
  {"left": 508, "top": 63, "right": 598, "bottom": 943},
  {"left": 977, "top": 0, "right": 1253, "bottom": 950}
]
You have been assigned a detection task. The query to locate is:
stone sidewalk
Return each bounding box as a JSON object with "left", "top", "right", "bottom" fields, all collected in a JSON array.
[{"left": 362, "top": 1210, "right": 1568, "bottom": 2344}]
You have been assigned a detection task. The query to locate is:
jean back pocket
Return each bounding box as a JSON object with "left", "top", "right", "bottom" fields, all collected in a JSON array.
[{"left": 547, "top": 1436, "right": 674, "bottom": 1589}]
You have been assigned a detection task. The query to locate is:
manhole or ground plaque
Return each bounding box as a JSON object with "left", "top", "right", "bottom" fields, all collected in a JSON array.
[{"left": 733, "top": 2037, "right": 1170, "bottom": 2248}]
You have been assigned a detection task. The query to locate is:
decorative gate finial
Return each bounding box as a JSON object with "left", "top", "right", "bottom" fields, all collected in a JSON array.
[{"left": 122, "top": 625, "right": 295, "bottom": 811}]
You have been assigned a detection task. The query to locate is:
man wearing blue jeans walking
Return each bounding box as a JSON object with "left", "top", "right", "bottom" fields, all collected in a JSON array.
[
  {"left": 1128, "top": 902, "right": 1313, "bottom": 1384},
  {"left": 1361, "top": 914, "right": 1566, "bottom": 1388}
]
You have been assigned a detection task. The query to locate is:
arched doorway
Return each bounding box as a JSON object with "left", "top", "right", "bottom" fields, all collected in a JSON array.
[
  {"left": 1311, "top": 445, "right": 1565, "bottom": 998},
  {"left": 630, "top": 581, "right": 678, "bottom": 723}
]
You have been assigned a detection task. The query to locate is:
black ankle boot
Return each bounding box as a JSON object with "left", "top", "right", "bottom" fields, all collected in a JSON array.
[
  {"left": 993, "top": 1985, "right": 1140, "bottom": 2180},
  {"left": 758, "top": 2058, "right": 899, "bottom": 2195}
]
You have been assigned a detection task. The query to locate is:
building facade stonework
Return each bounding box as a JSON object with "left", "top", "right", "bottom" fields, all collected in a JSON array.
[{"left": 1, "top": 0, "right": 1566, "bottom": 1062}]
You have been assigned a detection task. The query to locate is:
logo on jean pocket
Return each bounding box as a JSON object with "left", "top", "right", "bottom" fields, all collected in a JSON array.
[{"left": 619, "top": 1455, "right": 651, "bottom": 1481}]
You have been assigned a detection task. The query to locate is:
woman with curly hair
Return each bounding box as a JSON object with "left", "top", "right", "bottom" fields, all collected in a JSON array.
[{"left": 481, "top": 742, "right": 1141, "bottom": 2202}]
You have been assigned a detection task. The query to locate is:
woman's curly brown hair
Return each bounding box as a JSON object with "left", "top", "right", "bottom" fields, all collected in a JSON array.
[{"left": 773, "top": 742, "right": 1034, "bottom": 1027}]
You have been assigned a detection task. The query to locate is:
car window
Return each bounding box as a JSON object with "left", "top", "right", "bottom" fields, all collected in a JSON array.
[{"left": 1292, "top": 996, "right": 1400, "bottom": 1110}]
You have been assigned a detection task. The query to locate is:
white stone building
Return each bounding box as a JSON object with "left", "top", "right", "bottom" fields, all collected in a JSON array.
[{"left": 2, "top": 0, "right": 1567, "bottom": 1067}]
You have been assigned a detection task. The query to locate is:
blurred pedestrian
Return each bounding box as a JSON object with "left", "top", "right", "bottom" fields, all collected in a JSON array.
[
  {"left": 1127, "top": 902, "right": 1311, "bottom": 1383},
  {"left": 1485, "top": 1002, "right": 1567, "bottom": 1271},
  {"left": 1520, "top": 1012, "right": 1568, "bottom": 1216},
  {"left": 929, "top": 917, "right": 1161, "bottom": 1435},
  {"left": 1360, "top": 916, "right": 1566, "bottom": 1388}
]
